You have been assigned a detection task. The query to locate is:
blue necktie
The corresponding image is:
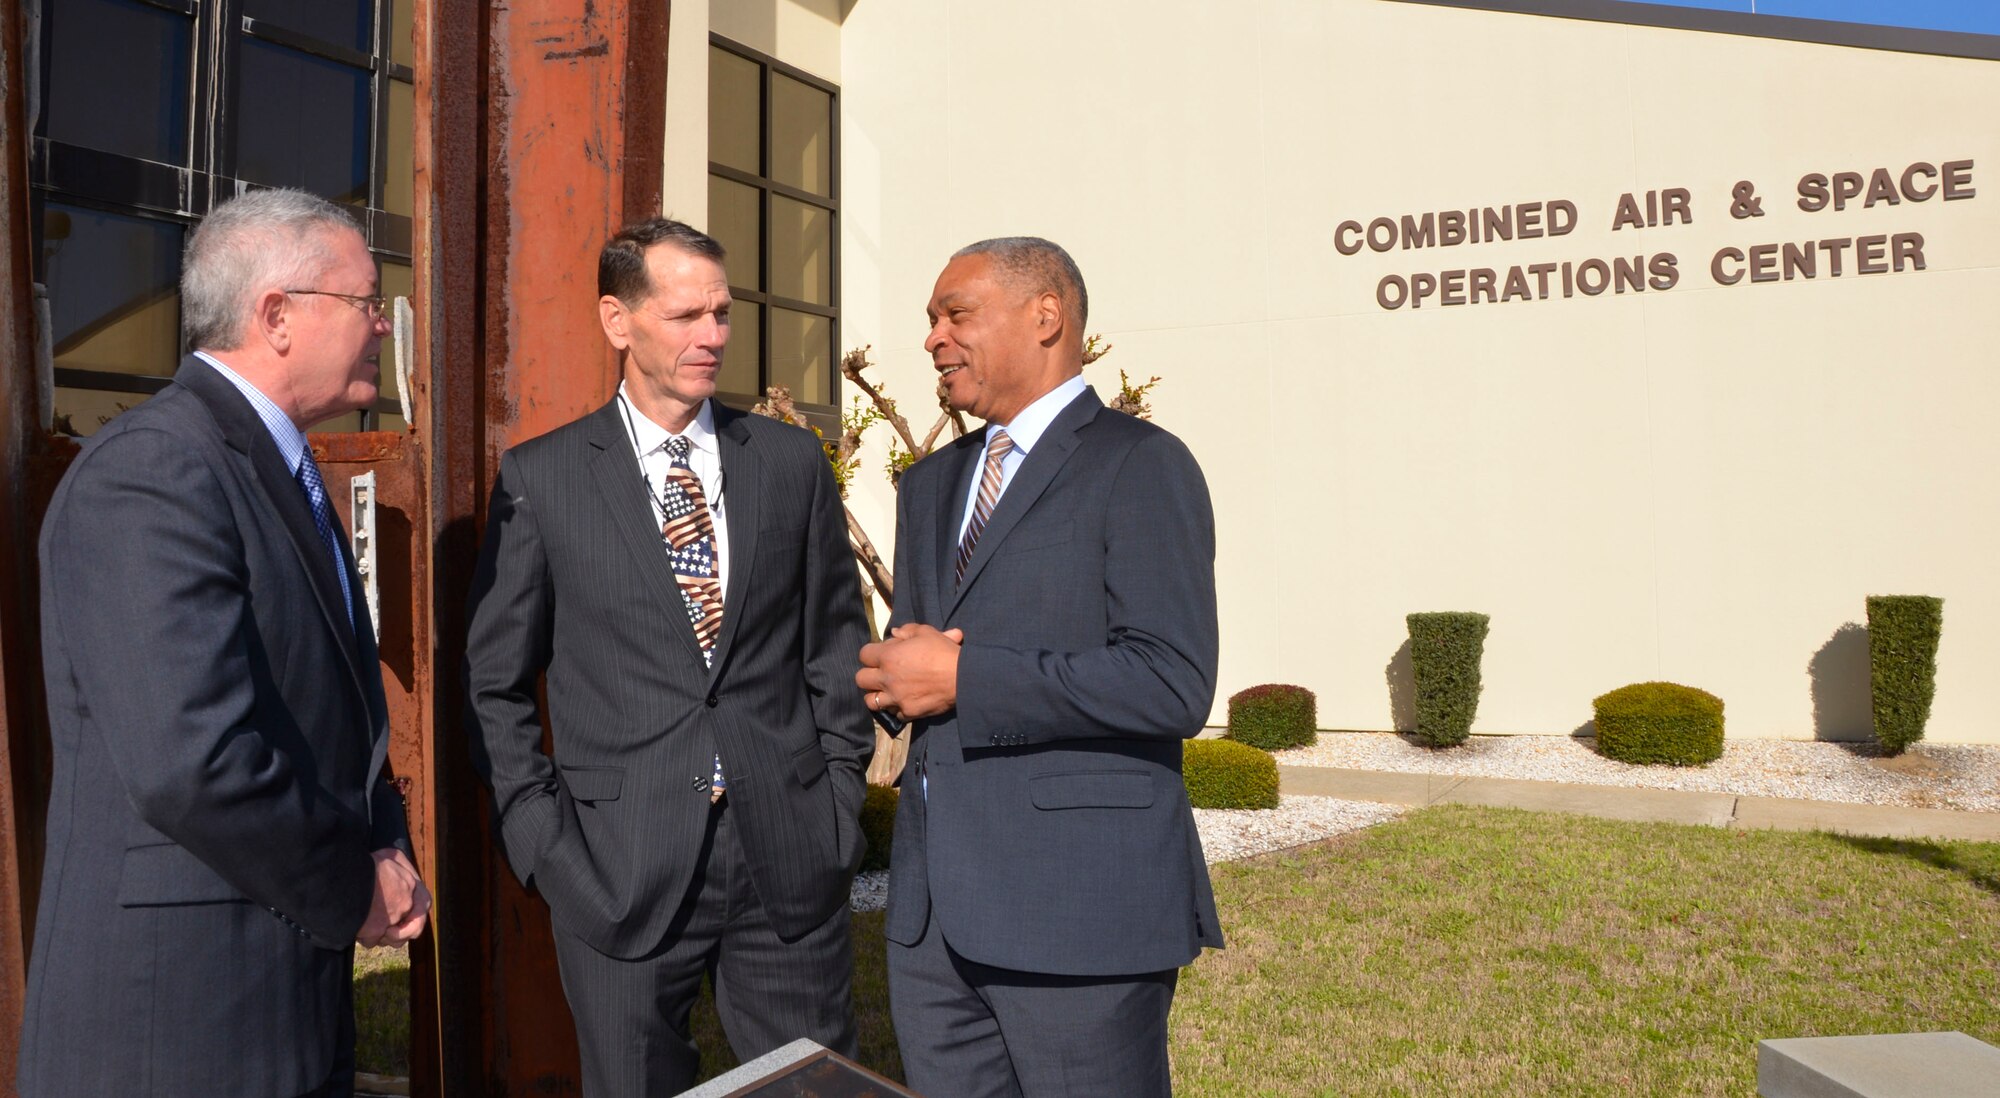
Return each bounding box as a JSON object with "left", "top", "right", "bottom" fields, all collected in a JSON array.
[{"left": 294, "top": 450, "right": 355, "bottom": 632}]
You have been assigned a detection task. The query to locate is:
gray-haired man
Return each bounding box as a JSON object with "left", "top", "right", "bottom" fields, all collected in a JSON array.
[{"left": 21, "top": 188, "right": 427, "bottom": 1097}]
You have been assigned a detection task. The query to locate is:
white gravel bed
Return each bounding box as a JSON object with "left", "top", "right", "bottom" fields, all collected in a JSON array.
[
  {"left": 1193, "top": 795, "right": 1407, "bottom": 862},
  {"left": 849, "top": 795, "right": 1408, "bottom": 910},
  {"left": 1274, "top": 733, "right": 2000, "bottom": 813}
]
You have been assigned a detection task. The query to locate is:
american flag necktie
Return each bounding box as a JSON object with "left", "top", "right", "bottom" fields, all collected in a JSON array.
[{"left": 658, "top": 436, "right": 726, "bottom": 800}]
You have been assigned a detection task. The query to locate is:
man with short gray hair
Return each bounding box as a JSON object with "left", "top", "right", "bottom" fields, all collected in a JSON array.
[
  {"left": 20, "top": 188, "right": 427, "bottom": 1097},
  {"left": 859, "top": 236, "right": 1221, "bottom": 1096}
]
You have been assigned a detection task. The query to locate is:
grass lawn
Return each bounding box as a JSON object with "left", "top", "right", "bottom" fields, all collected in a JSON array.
[
  {"left": 359, "top": 805, "right": 2000, "bottom": 1095},
  {"left": 1175, "top": 804, "right": 2000, "bottom": 1096}
]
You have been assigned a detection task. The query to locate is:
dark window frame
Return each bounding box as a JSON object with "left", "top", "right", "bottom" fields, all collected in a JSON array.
[
  {"left": 708, "top": 34, "right": 841, "bottom": 433},
  {"left": 31, "top": 0, "right": 415, "bottom": 433}
]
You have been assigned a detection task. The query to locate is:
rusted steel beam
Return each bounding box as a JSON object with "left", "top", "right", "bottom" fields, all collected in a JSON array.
[
  {"left": 423, "top": 0, "right": 671, "bottom": 1092},
  {"left": 0, "top": 0, "right": 47, "bottom": 1086}
]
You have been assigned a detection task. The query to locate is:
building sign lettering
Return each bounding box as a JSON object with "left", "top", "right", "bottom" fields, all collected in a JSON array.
[{"left": 1344, "top": 159, "right": 1977, "bottom": 310}]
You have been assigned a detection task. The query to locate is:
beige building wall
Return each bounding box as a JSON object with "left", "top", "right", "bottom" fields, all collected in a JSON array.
[{"left": 821, "top": 0, "right": 2000, "bottom": 744}]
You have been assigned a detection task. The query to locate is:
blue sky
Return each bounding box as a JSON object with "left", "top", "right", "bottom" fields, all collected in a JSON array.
[{"left": 1620, "top": 0, "right": 2000, "bottom": 36}]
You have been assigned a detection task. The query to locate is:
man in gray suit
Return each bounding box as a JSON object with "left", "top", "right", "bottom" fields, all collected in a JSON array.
[
  {"left": 858, "top": 237, "right": 1222, "bottom": 1097},
  {"left": 20, "top": 189, "right": 429, "bottom": 1097},
  {"left": 465, "top": 218, "right": 873, "bottom": 1095}
]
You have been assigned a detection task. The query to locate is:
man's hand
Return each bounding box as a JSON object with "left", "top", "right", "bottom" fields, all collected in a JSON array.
[
  {"left": 857, "top": 624, "right": 964, "bottom": 720},
  {"left": 357, "top": 848, "right": 431, "bottom": 947}
]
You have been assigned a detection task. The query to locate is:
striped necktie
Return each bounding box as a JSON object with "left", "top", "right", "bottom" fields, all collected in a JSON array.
[{"left": 955, "top": 427, "right": 1014, "bottom": 587}]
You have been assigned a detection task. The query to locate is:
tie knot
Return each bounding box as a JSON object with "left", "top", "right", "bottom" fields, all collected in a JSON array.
[
  {"left": 295, "top": 451, "right": 324, "bottom": 493},
  {"left": 664, "top": 436, "right": 693, "bottom": 462},
  {"left": 985, "top": 428, "right": 1013, "bottom": 460}
]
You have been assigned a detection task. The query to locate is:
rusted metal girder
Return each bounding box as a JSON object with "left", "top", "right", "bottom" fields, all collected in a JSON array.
[
  {"left": 0, "top": 0, "right": 48, "bottom": 1088},
  {"left": 422, "top": 0, "right": 669, "bottom": 1091}
]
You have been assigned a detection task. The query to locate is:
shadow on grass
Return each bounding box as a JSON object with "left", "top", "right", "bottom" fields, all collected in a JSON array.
[{"left": 1833, "top": 833, "right": 2000, "bottom": 898}]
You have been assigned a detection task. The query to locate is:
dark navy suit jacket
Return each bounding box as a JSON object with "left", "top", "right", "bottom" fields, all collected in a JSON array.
[
  {"left": 884, "top": 385, "right": 1224, "bottom": 976},
  {"left": 21, "top": 357, "right": 408, "bottom": 1096}
]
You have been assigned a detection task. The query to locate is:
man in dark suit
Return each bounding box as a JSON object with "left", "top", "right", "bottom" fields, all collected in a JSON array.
[
  {"left": 20, "top": 189, "right": 429, "bottom": 1097},
  {"left": 464, "top": 218, "right": 873, "bottom": 1096},
  {"left": 857, "top": 237, "right": 1222, "bottom": 1097}
]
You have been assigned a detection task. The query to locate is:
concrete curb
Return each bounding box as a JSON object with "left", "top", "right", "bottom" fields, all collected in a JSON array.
[{"left": 1278, "top": 765, "right": 2000, "bottom": 842}]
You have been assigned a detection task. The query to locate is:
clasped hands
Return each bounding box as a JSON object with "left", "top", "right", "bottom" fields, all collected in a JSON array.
[
  {"left": 856, "top": 624, "right": 964, "bottom": 721},
  {"left": 358, "top": 848, "right": 431, "bottom": 947}
]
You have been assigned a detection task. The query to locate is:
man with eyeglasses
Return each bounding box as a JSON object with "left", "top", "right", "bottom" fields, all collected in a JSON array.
[
  {"left": 465, "top": 218, "right": 873, "bottom": 1095},
  {"left": 20, "top": 188, "right": 428, "bottom": 1097}
]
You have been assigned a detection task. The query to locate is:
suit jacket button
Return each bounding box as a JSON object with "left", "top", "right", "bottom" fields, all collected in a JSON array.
[
  {"left": 693, "top": 776, "right": 711, "bottom": 791},
  {"left": 705, "top": 695, "right": 719, "bottom": 708}
]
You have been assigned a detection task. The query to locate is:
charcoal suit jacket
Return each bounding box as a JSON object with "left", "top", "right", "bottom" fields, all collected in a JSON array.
[
  {"left": 464, "top": 398, "right": 872, "bottom": 959},
  {"left": 20, "top": 356, "right": 410, "bottom": 1096},
  {"left": 883, "top": 385, "right": 1225, "bottom": 976}
]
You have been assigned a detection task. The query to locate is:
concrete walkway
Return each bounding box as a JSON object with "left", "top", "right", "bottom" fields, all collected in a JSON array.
[{"left": 1279, "top": 765, "right": 2000, "bottom": 843}]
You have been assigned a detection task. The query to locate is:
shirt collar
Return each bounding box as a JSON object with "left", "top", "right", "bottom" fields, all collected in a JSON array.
[
  {"left": 991, "top": 374, "right": 1088, "bottom": 456},
  {"left": 193, "top": 350, "right": 311, "bottom": 475},
  {"left": 618, "top": 382, "right": 717, "bottom": 457}
]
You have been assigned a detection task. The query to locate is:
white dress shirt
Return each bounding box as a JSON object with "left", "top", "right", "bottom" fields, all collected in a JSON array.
[
  {"left": 955, "top": 374, "right": 1089, "bottom": 541},
  {"left": 618, "top": 384, "right": 729, "bottom": 598}
]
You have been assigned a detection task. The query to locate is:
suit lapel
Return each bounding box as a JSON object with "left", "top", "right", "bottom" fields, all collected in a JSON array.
[
  {"left": 709, "top": 402, "right": 760, "bottom": 680},
  {"left": 584, "top": 400, "right": 708, "bottom": 664},
  {"left": 932, "top": 432, "right": 982, "bottom": 612},
  {"left": 947, "top": 387, "right": 1102, "bottom": 616},
  {"left": 175, "top": 358, "right": 372, "bottom": 705}
]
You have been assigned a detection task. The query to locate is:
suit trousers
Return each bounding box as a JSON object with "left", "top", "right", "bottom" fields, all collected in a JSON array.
[
  {"left": 550, "top": 798, "right": 858, "bottom": 1097},
  {"left": 888, "top": 914, "right": 1178, "bottom": 1098}
]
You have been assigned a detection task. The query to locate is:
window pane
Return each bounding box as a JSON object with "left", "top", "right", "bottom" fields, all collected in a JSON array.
[
  {"left": 379, "top": 262, "right": 413, "bottom": 400},
  {"left": 770, "top": 195, "right": 831, "bottom": 306},
  {"left": 770, "top": 74, "right": 831, "bottom": 196},
  {"left": 244, "top": 0, "right": 372, "bottom": 53},
  {"left": 45, "top": 0, "right": 191, "bottom": 166},
  {"left": 708, "top": 175, "right": 762, "bottom": 289},
  {"left": 385, "top": 80, "right": 414, "bottom": 217},
  {"left": 235, "top": 39, "right": 371, "bottom": 204},
  {"left": 770, "top": 307, "right": 830, "bottom": 405},
  {"left": 719, "top": 300, "right": 759, "bottom": 397},
  {"left": 43, "top": 204, "right": 183, "bottom": 376},
  {"left": 53, "top": 387, "right": 150, "bottom": 438},
  {"left": 391, "top": 0, "right": 413, "bottom": 68},
  {"left": 708, "top": 47, "right": 760, "bottom": 175}
]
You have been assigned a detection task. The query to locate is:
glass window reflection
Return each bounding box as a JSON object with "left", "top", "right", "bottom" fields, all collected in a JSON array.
[
  {"left": 770, "top": 308, "right": 830, "bottom": 405},
  {"left": 771, "top": 75, "right": 832, "bottom": 197},
  {"left": 709, "top": 47, "right": 761, "bottom": 175},
  {"left": 43, "top": 204, "right": 184, "bottom": 377},
  {"left": 44, "top": 0, "right": 191, "bottom": 166},
  {"left": 235, "top": 40, "right": 371, "bottom": 204},
  {"left": 243, "top": 0, "right": 373, "bottom": 54}
]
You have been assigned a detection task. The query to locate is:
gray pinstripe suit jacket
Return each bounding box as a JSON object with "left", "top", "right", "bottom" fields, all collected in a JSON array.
[
  {"left": 465, "top": 398, "right": 873, "bottom": 958},
  {"left": 884, "top": 385, "right": 1225, "bottom": 977}
]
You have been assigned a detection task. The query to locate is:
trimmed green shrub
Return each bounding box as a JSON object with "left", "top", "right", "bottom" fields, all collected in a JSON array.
[
  {"left": 1593, "top": 682, "right": 1725, "bottom": 767},
  {"left": 1866, "top": 595, "right": 1944, "bottom": 755},
  {"left": 859, "top": 784, "right": 899, "bottom": 872},
  {"left": 1183, "top": 739, "right": 1280, "bottom": 809},
  {"left": 1407, "top": 612, "right": 1491, "bottom": 748},
  {"left": 1225, "top": 684, "right": 1317, "bottom": 750}
]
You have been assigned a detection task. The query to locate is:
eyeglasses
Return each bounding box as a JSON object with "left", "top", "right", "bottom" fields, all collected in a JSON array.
[{"left": 286, "top": 289, "right": 388, "bottom": 320}]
